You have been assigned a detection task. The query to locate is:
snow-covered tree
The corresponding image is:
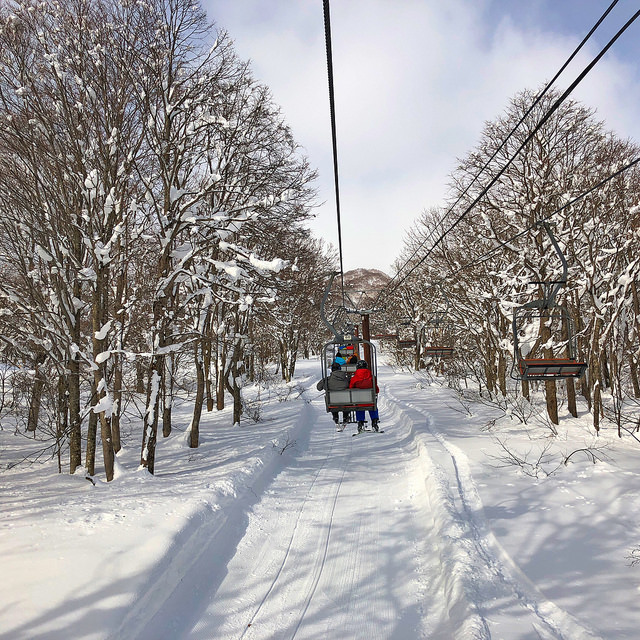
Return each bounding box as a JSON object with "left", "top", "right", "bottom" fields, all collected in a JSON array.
[
  {"left": 0, "top": 0, "right": 319, "bottom": 478},
  {"left": 389, "top": 87, "right": 640, "bottom": 429}
]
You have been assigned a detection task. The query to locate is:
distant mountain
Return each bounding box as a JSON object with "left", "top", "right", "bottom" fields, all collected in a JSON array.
[
  {"left": 342, "top": 268, "right": 390, "bottom": 309},
  {"left": 343, "top": 268, "right": 390, "bottom": 289}
]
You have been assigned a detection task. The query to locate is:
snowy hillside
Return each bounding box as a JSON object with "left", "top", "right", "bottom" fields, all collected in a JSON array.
[
  {"left": 2, "top": 357, "right": 640, "bottom": 639},
  {"left": 343, "top": 268, "right": 391, "bottom": 291}
]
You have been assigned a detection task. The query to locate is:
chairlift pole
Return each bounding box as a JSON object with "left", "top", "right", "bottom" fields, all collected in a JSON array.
[
  {"left": 540, "top": 221, "right": 568, "bottom": 308},
  {"left": 320, "top": 272, "right": 341, "bottom": 340},
  {"left": 361, "top": 313, "right": 372, "bottom": 364}
]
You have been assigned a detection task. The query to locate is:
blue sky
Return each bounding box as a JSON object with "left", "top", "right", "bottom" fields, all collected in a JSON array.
[{"left": 203, "top": 0, "right": 640, "bottom": 274}]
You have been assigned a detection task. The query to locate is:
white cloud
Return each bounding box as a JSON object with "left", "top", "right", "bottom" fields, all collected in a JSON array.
[{"left": 205, "top": 0, "right": 640, "bottom": 274}]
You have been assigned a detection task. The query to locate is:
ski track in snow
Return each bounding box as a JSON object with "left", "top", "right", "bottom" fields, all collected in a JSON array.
[
  {"left": 107, "top": 401, "right": 320, "bottom": 640},
  {"left": 381, "top": 377, "right": 603, "bottom": 640},
  {"left": 182, "top": 376, "right": 435, "bottom": 640},
  {"left": 88, "top": 363, "right": 604, "bottom": 640},
  {"left": 238, "top": 418, "right": 350, "bottom": 639}
]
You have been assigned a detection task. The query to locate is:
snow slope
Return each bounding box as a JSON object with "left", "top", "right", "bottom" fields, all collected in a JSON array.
[{"left": 2, "top": 358, "right": 640, "bottom": 639}]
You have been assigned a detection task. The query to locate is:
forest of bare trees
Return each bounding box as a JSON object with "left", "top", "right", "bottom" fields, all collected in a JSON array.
[
  {"left": 2, "top": 1, "right": 638, "bottom": 484},
  {"left": 382, "top": 88, "right": 640, "bottom": 436},
  {"left": 0, "top": 0, "right": 332, "bottom": 479}
]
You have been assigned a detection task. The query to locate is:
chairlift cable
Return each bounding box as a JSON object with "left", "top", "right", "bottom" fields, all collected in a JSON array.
[
  {"left": 375, "top": 155, "right": 640, "bottom": 357},
  {"left": 376, "top": 1, "right": 638, "bottom": 307},
  {"left": 428, "top": 155, "right": 640, "bottom": 287},
  {"left": 382, "top": 0, "right": 620, "bottom": 303},
  {"left": 323, "top": 0, "right": 346, "bottom": 304}
]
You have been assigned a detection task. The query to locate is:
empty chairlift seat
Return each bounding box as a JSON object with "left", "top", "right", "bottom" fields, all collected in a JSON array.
[
  {"left": 518, "top": 357, "right": 587, "bottom": 380},
  {"left": 424, "top": 346, "right": 454, "bottom": 358}
]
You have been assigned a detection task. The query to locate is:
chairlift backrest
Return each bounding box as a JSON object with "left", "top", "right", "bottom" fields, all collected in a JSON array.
[
  {"left": 320, "top": 338, "right": 378, "bottom": 414},
  {"left": 511, "top": 222, "right": 584, "bottom": 381}
]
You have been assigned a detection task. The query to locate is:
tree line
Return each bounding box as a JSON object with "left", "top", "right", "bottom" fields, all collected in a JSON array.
[
  {"left": 0, "top": 0, "right": 333, "bottom": 479},
  {"left": 383, "top": 88, "right": 640, "bottom": 433}
]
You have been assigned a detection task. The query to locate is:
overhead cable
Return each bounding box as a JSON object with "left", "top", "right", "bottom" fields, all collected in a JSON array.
[
  {"left": 385, "top": 0, "right": 621, "bottom": 298},
  {"left": 378, "top": 1, "right": 638, "bottom": 306},
  {"left": 434, "top": 156, "right": 640, "bottom": 286},
  {"left": 323, "top": 0, "right": 346, "bottom": 304}
]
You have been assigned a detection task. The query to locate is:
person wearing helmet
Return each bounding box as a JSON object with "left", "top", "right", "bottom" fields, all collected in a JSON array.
[
  {"left": 349, "top": 360, "right": 380, "bottom": 432},
  {"left": 317, "top": 362, "right": 351, "bottom": 425},
  {"left": 333, "top": 351, "right": 347, "bottom": 366}
]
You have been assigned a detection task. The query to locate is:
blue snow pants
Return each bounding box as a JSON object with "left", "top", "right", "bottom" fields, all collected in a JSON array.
[{"left": 355, "top": 409, "right": 379, "bottom": 422}]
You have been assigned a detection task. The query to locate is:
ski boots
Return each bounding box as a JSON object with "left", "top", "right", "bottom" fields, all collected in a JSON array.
[
  {"left": 371, "top": 419, "right": 380, "bottom": 432},
  {"left": 357, "top": 421, "right": 365, "bottom": 433}
]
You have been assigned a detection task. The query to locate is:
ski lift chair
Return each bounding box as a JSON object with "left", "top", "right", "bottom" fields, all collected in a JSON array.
[
  {"left": 422, "top": 286, "right": 454, "bottom": 358},
  {"left": 318, "top": 273, "right": 379, "bottom": 418},
  {"left": 321, "top": 336, "right": 378, "bottom": 417},
  {"left": 511, "top": 222, "right": 587, "bottom": 382},
  {"left": 338, "top": 343, "right": 359, "bottom": 372},
  {"left": 513, "top": 303, "right": 586, "bottom": 380},
  {"left": 397, "top": 317, "right": 417, "bottom": 348},
  {"left": 422, "top": 325, "right": 454, "bottom": 359},
  {"left": 424, "top": 346, "right": 454, "bottom": 358}
]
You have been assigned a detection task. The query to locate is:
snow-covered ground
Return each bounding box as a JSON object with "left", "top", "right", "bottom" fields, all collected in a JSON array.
[{"left": 2, "top": 358, "right": 640, "bottom": 639}]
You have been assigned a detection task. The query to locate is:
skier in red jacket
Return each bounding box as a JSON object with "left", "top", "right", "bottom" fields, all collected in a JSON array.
[{"left": 349, "top": 360, "right": 380, "bottom": 432}]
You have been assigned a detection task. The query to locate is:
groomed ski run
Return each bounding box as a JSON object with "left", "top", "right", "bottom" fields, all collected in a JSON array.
[
  {"left": 5, "top": 358, "right": 640, "bottom": 639},
  {"left": 98, "top": 359, "right": 607, "bottom": 640}
]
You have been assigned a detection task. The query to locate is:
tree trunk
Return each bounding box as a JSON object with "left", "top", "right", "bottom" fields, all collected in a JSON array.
[
  {"left": 56, "top": 374, "right": 68, "bottom": 474},
  {"left": 588, "top": 351, "right": 601, "bottom": 433},
  {"left": 216, "top": 342, "right": 226, "bottom": 411},
  {"left": 204, "top": 334, "right": 214, "bottom": 412},
  {"left": 566, "top": 377, "right": 578, "bottom": 418},
  {"left": 228, "top": 351, "right": 242, "bottom": 425},
  {"left": 141, "top": 354, "right": 163, "bottom": 474},
  {"left": 541, "top": 312, "right": 558, "bottom": 426},
  {"left": 581, "top": 372, "right": 592, "bottom": 409},
  {"left": 86, "top": 386, "right": 98, "bottom": 476},
  {"left": 111, "top": 255, "right": 127, "bottom": 454},
  {"left": 484, "top": 352, "right": 497, "bottom": 397},
  {"left": 27, "top": 353, "right": 46, "bottom": 433},
  {"left": 141, "top": 297, "right": 168, "bottom": 474},
  {"left": 630, "top": 354, "right": 640, "bottom": 399},
  {"left": 279, "top": 341, "right": 288, "bottom": 382},
  {"left": 497, "top": 351, "right": 507, "bottom": 396},
  {"left": 601, "top": 349, "right": 611, "bottom": 390},
  {"left": 544, "top": 379, "right": 559, "bottom": 426},
  {"left": 68, "top": 226, "right": 83, "bottom": 473},
  {"left": 232, "top": 378, "right": 242, "bottom": 425},
  {"left": 162, "top": 354, "right": 173, "bottom": 438},
  {"left": 68, "top": 353, "right": 82, "bottom": 474},
  {"left": 93, "top": 265, "right": 115, "bottom": 481},
  {"left": 112, "top": 353, "right": 122, "bottom": 453},
  {"left": 288, "top": 343, "right": 299, "bottom": 382},
  {"left": 135, "top": 360, "right": 146, "bottom": 393},
  {"left": 592, "top": 378, "right": 601, "bottom": 433},
  {"left": 190, "top": 341, "right": 205, "bottom": 448},
  {"left": 588, "top": 317, "right": 603, "bottom": 433},
  {"left": 99, "top": 411, "right": 115, "bottom": 482},
  {"left": 561, "top": 311, "right": 578, "bottom": 418}
]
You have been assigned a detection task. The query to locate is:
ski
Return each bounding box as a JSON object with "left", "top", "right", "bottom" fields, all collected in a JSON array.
[{"left": 352, "top": 429, "right": 385, "bottom": 436}]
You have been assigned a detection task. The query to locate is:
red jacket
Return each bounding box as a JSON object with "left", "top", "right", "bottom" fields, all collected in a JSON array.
[{"left": 349, "top": 369, "right": 379, "bottom": 393}]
